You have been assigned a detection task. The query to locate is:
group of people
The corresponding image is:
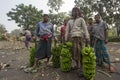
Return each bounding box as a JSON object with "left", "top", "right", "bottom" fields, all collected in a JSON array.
[
  {"left": 29, "top": 6, "right": 116, "bottom": 78},
  {"left": 64, "top": 7, "right": 116, "bottom": 73}
]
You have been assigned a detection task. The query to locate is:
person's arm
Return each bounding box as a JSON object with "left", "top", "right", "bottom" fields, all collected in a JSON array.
[
  {"left": 92, "top": 26, "right": 95, "bottom": 36},
  {"left": 65, "top": 21, "right": 70, "bottom": 41},
  {"left": 81, "top": 18, "right": 89, "bottom": 39},
  {"left": 60, "top": 27, "right": 63, "bottom": 38},
  {"left": 51, "top": 24, "right": 57, "bottom": 41},
  {"left": 105, "top": 29, "right": 108, "bottom": 43},
  {"left": 104, "top": 22, "right": 109, "bottom": 43}
]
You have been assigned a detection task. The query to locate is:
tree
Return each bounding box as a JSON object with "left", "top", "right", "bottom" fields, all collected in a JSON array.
[
  {"left": 10, "top": 29, "right": 21, "bottom": 37},
  {"left": 91, "top": 0, "right": 120, "bottom": 36},
  {"left": 74, "top": 0, "right": 95, "bottom": 21},
  {"left": 47, "top": 0, "right": 67, "bottom": 33},
  {"left": 47, "top": 0, "right": 65, "bottom": 26},
  {"left": 0, "top": 24, "right": 8, "bottom": 41},
  {"left": 0, "top": 24, "right": 7, "bottom": 34},
  {"left": 49, "top": 12, "right": 69, "bottom": 26},
  {"left": 7, "top": 4, "right": 43, "bottom": 31},
  {"left": 75, "top": 0, "right": 120, "bottom": 36},
  {"left": 47, "top": 0, "right": 64, "bottom": 13},
  {"left": 11, "top": 29, "right": 21, "bottom": 36}
]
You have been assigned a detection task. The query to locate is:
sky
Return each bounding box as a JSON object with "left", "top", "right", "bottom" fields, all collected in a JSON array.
[{"left": 0, "top": 0, "right": 75, "bottom": 33}]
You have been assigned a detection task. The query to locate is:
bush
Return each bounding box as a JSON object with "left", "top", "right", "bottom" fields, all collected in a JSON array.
[
  {"left": 108, "top": 36, "right": 120, "bottom": 42},
  {"left": 0, "top": 34, "right": 7, "bottom": 41}
]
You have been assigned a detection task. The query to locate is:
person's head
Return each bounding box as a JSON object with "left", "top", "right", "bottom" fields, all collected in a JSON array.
[
  {"left": 94, "top": 14, "right": 101, "bottom": 23},
  {"left": 43, "top": 14, "right": 49, "bottom": 22},
  {"left": 72, "top": 7, "right": 82, "bottom": 19},
  {"left": 24, "top": 28, "right": 27, "bottom": 31},
  {"left": 64, "top": 19, "right": 68, "bottom": 26},
  {"left": 88, "top": 17, "right": 93, "bottom": 25}
]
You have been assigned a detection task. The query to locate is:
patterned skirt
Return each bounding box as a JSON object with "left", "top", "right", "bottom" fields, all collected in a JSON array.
[
  {"left": 72, "top": 37, "right": 85, "bottom": 68},
  {"left": 35, "top": 38, "right": 52, "bottom": 60},
  {"left": 94, "top": 38, "right": 111, "bottom": 65}
]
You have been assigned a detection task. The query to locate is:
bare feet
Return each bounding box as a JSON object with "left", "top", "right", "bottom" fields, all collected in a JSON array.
[
  {"left": 71, "top": 66, "right": 78, "bottom": 70},
  {"left": 109, "top": 65, "right": 116, "bottom": 73}
]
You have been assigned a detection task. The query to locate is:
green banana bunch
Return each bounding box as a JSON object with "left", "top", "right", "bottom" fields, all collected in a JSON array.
[
  {"left": 52, "top": 44, "right": 62, "bottom": 68},
  {"left": 60, "top": 42, "right": 72, "bottom": 72},
  {"left": 29, "top": 47, "right": 36, "bottom": 67},
  {"left": 82, "top": 46, "right": 96, "bottom": 80}
]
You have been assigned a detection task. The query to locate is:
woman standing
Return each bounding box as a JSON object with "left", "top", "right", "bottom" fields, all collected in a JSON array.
[{"left": 87, "top": 17, "right": 94, "bottom": 47}]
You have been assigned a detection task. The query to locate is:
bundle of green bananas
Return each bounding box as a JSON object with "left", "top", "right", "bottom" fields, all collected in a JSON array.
[
  {"left": 29, "top": 47, "right": 36, "bottom": 67},
  {"left": 52, "top": 44, "right": 62, "bottom": 68},
  {"left": 82, "top": 46, "right": 96, "bottom": 80},
  {"left": 29, "top": 40, "right": 38, "bottom": 67},
  {"left": 60, "top": 42, "right": 72, "bottom": 72},
  {"left": 29, "top": 40, "right": 42, "bottom": 67}
]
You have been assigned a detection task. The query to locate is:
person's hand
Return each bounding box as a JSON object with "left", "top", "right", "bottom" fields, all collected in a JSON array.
[
  {"left": 85, "top": 38, "right": 90, "bottom": 46},
  {"left": 32, "top": 36, "right": 37, "bottom": 41},
  {"left": 54, "top": 37, "right": 58, "bottom": 42},
  {"left": 105, "top": 39, "right": 108, "bottom": 44},
  {"left": 86, "top": 37, "right": 90, "bottom": 42}
]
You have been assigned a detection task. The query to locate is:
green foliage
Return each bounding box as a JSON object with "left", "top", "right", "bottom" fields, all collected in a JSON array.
[
  {"left": 82, "top": 46, "right": 96, "bottom": 80},
  {"left": 75, "top": 0, "right": 120, "bottom": 35},
  {"left": 0, "top": 34, "right": 7, "bottom": 41},
  {"left": 0, "top": 24, "right": 7, "bottom": 34},
  {"left": 47, "top": 0, "right": 64, "bottom": 13},
  {"left": 60, "top": 42, "right": 72, "bottom": 72},
  {"left": 49, "top": 12, "right": 68, "bottom": 26},
  {"left": 7, "top": 4, "right": 43, "bottom": 31},
  {"left": 29, "top": 40, "right": 38, "bottom": 67},
  {"left": 52, "top": 44, "right": 62, "bottom": 68},
  {"left": 108, "top": 28, "right": 117, "bottom": 37},
  {"left": 10, "top": 29, "right": 21, "bottom": 37},
  {"left": 108, "top": 36, "right": 120, "bottom": 42},
  {"left": 29, "top": 47, "right": 36, "bottom": 67},
  {"left": 47, "top": 0, "right": 69, "bottom": 28}
]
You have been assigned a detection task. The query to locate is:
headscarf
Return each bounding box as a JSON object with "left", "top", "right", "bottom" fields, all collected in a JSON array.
[
  {"left": 95, "top": 14, "right": 103, "bottom": 21},
  {"left": 72, "top": 7, "right": 82, "bottom": 18}
]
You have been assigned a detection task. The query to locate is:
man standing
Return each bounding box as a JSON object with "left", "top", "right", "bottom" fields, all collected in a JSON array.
[
  {"left": 93, "top": 14, "right": 116, "bottom": 72},
  {"left": 24, "top": 29, "right": 32, "bottom": 49},
  {"left": 33, "top": 14, "right": 57, "bottom": 67},
  {"left": 65, "top": 7, "right": 89, "bottom": 76},
  {"left": 60, "top": 20, "right": 67, "bottom": 44},
  {"left": 87, "top": 17, "right": 94, "bottom": 47}
]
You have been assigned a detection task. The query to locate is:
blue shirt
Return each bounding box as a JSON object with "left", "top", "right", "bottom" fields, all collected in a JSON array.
[{"left": 34, "top": 21, "right": 55, "bottom": 37}]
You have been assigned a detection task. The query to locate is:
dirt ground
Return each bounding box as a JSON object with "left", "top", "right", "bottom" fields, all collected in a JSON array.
[{"left": 0, "top": 41, "right": 120, "bottom": 80}]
